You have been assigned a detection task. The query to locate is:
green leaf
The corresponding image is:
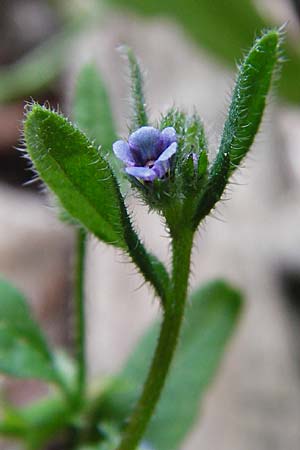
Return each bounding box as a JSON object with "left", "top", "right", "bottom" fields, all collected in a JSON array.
[
  {"left": 0, "top": 393, "right": 73, "bottom": 443},
  {"left": 0, "top": 405, "right": 28, "bottom": 438},
  {"left": 100, "top": 280, "right": 242, "bottom": 449},
  {"left": 193, "top": 29, "right": 281, "bottom": 228},
  {"left": 0, "top": 278, "right": 59, "bottom": 382},
  {"left": 24, "top": 104, "right": 126, "bottom": 248},
  {"left": 197, "top": 150, "right": 208, "bottom": 177},
  {"left": 73, "top": 63, "right": 126, "bottom": 189},
  {"left": 73, "top": 63, "right": 117, "bottom": 153},
  {"left": 123, "top": 46, "right": 148, "bottom": 130},
  {"left": 220, "top": 29, "right": 281, "bottom": 171},
  {"left": 24, "top": 105, "right": 170, "bottom": 304},
  {"left": 22, "top": 397, "right": 73, "bottom": 449}
]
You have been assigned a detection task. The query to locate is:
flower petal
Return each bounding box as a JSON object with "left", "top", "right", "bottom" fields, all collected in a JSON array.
[
  {"left": 125, "top": 166, "right": 157, "bottom": 181},
  {"left": 156, "top": 142, "right": 177, "bottom": 162},
  {"left": 129, "top": 126, "right": 162, "bottom": 164},
  {"left": 113, "top": 140, "right": 135, "bottom": 166},
  {"left": 153, "top": 142, "right": 177, "bottom": 178},
  {"left": 160, "top": 127, "right": 177, "bottom": 149}
]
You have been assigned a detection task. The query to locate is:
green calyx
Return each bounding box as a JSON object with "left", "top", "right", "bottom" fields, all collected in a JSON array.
[{"left": 128, "top": 109, "right": 209, "bottom": 222}]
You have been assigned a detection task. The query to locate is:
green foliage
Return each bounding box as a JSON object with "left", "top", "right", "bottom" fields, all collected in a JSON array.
[
  {"left": 0, "top": 278, "right": 58, "bottom": 382},
  {"left": 193, "top": 29, "right": 281, "bottom": 228},
  {"left": 73, "top": 63, "right": 125, "bottom": 190},
  {"left": 19, "top": 393, "right": 74, "bottom": 449},
  {"left": 99, "top": 280, "right": 242, "bottom": 449},
  {"left": 96, "top": 423, "right": 122, "bottom": 450},
  {"left": 106, "top": 0, "right": 300, "bottom": 105},
  {"left": 175, "top": 113, "right": 208, "bottom": 196},
  {"left": 124, "top": 46, "right": 149, "bottom": 130},
  {"left": 221, "top": 30, "right": 280, "bottom": 171},
  {"left": 5, "top": 26, "right": 276, "bottom": 450},
  {"left": 73, "top": 63, "right": 117, "bottom": 153},
  {"left": 24, "top": 104, "right": 127, "bottom": 248},
  {"left": 132, "top": 108, "right": 209, "bottom": 217},
  {"left": 24, "top": 104, "right": 170, "bottom": 304}
]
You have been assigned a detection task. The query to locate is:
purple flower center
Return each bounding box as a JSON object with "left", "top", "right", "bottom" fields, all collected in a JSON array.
[
  {"left": 145, "top": 160, "right": 155, "bottom": 168},
  {"left": 113, "top": 126, "right": 177, "bottom": 182}
]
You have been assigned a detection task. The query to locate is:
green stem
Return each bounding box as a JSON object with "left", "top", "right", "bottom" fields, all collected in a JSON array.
[
  {"left": 75, "top": 228, "right": 87, "bottom": 400},
  {"left": 116, "top": 229, "right": 193, "bottom": 450}
]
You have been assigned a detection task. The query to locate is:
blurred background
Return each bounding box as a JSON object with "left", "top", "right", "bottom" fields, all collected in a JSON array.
[{"left": 1, "top": 0, "right": 300, "bottom": 448}]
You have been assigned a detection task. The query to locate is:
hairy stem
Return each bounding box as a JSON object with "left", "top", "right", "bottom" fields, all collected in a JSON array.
[
  {"left": 117, "top": 229, "right": 193, "bottom": 450},
  {"left": 75, "top": 228, "right": 87, "bottom": 400}
]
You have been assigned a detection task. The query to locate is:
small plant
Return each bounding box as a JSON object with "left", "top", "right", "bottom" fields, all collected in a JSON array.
[{"left": 0, "top": 29, "right": 281, "bottom": 450}]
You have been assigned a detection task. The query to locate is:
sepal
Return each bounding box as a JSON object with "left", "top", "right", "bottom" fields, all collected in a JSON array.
[{"left": 123, "top": 46, "right": 148, "bottom": 131}]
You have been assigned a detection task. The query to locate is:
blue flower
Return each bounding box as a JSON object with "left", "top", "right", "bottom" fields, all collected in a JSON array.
[{"left": 113, "top": 126, "right": 177, "bottom": 181}]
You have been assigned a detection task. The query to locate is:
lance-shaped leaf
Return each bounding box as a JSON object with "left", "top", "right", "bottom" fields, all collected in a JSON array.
[
  {"left": 24, "top": 105, "right": 169, "bottom": 304},
  {"left": 98, "top": 280, "right": 242, "bottom": 449},
  {"left": 193, "top": 29, "right": 281, "bottom": 228},
  {"left": 24, "top": 104, "right": 127, "bottom": 248},
  {"left": 73, "top": 63, "right": 126, "bottom": 190},
  {"left": 0, "top": 278, "right": 59, "bottom": 382},
  {"left": 123, "top": 46, "right": 148, "bottom": 130},
  {"left": 73, "top": 63, "right": 117, "bottom": 153},
  {"left": 220, "top": 29, "right": 281, "bottom": 171}
]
